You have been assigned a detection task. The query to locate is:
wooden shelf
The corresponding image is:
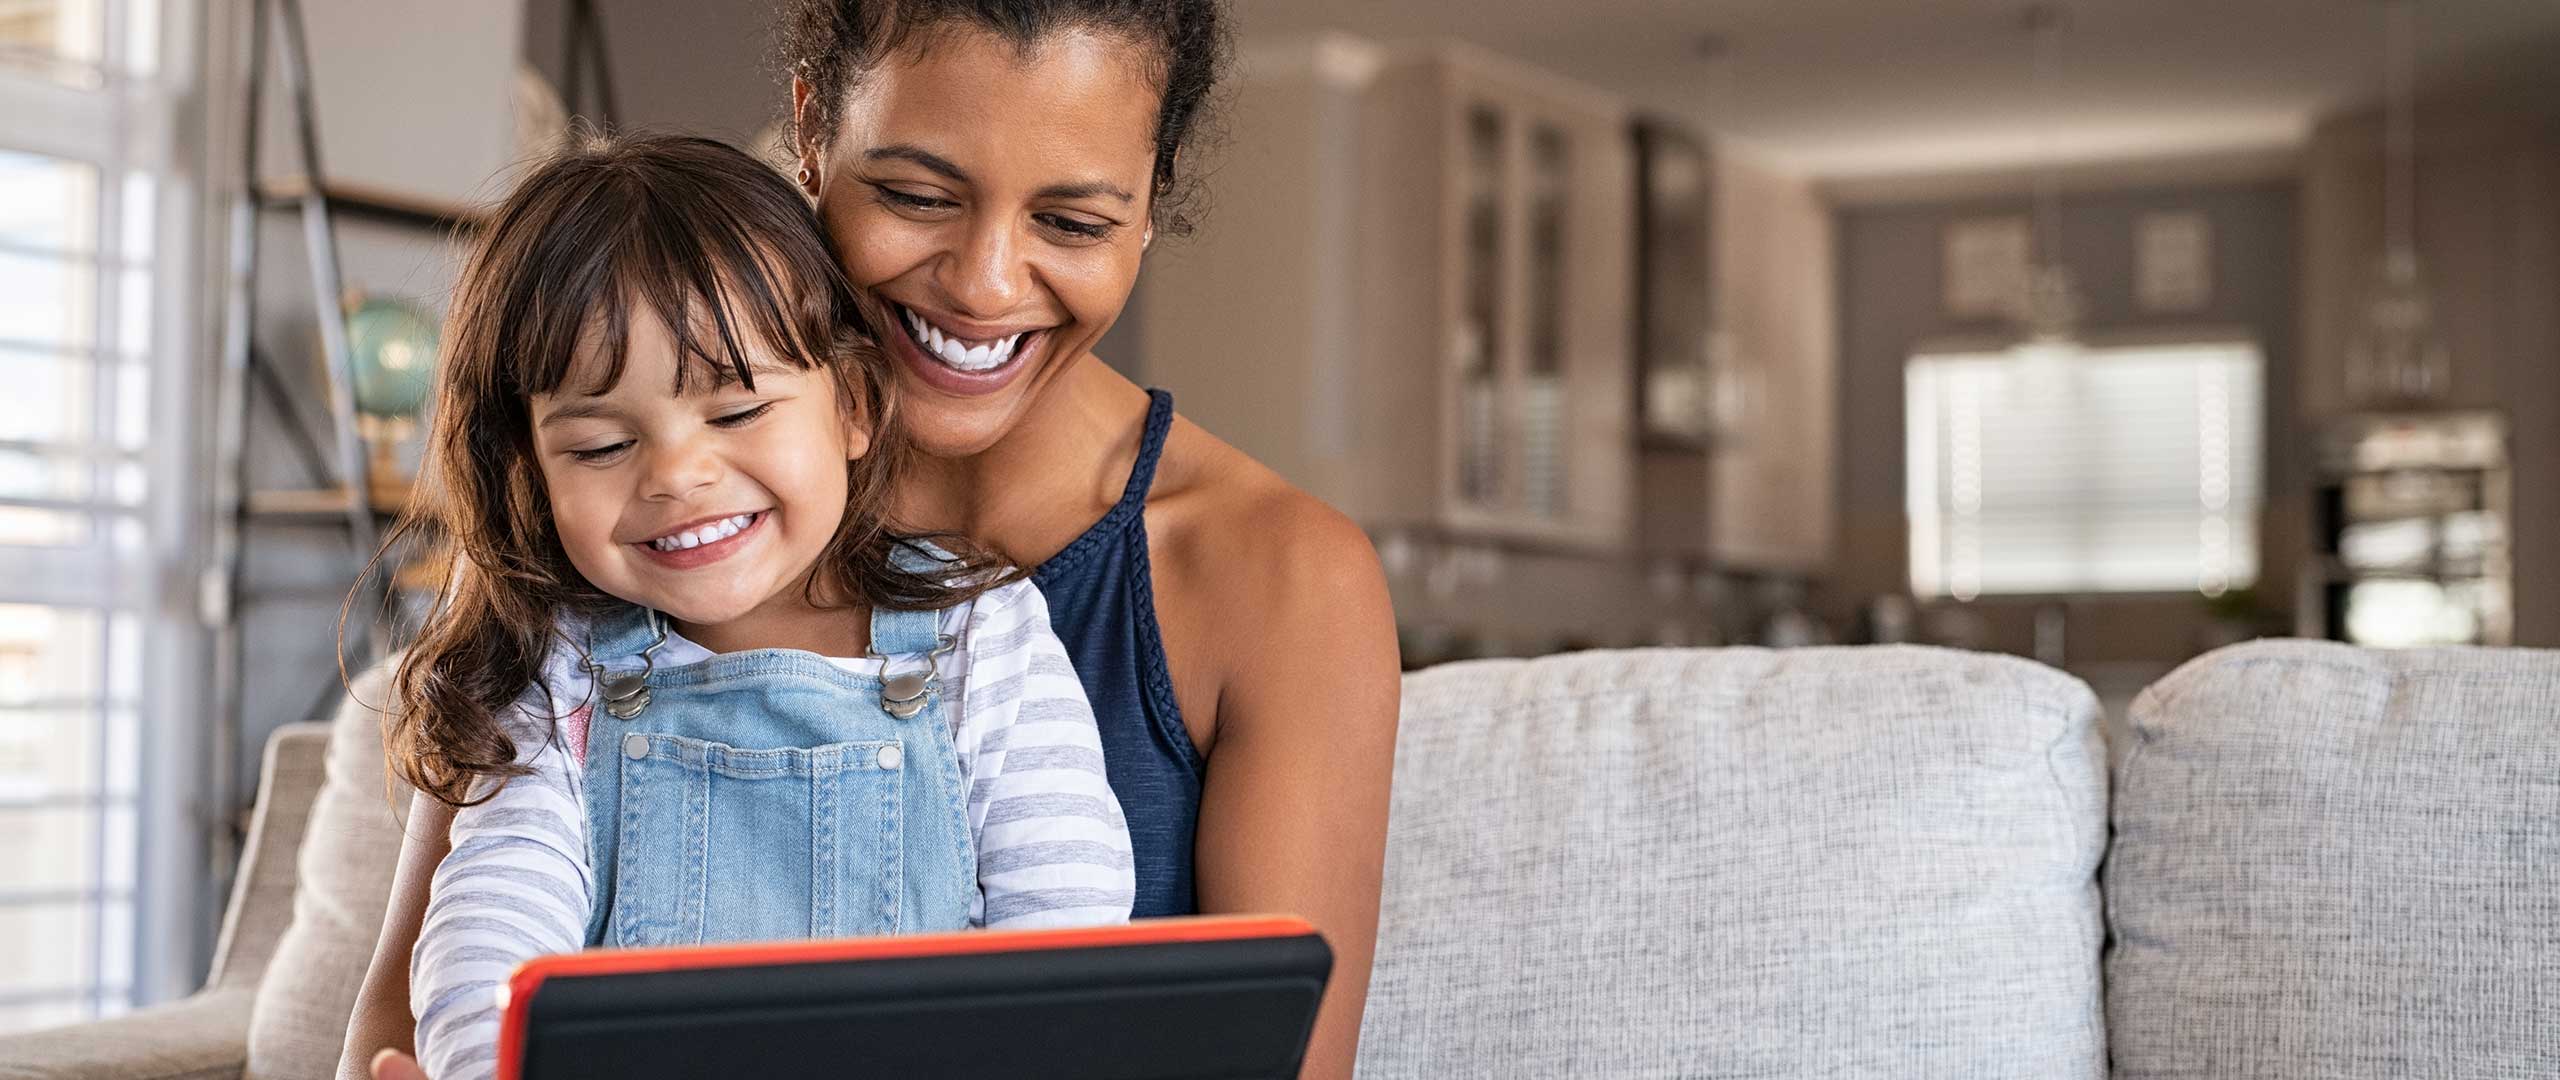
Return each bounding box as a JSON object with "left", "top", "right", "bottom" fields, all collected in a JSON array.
[
  {"left": 246, "top": 477, "right": 410, "bottom": 521},
  {"left": 257, "top": 176, "right": 488, "bottom": 231}
]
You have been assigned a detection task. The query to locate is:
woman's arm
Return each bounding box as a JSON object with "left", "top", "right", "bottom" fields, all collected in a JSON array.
[
  {"left": 1184, "top": 501, "right": 1401, "bottom": 1080},
  {"left": 338, "top": 793, "right": 451, "bottom": 1080}
]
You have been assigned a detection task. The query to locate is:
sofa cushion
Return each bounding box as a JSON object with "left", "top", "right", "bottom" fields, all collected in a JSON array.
[
  {"left": 244, "top": 664, "right": 406, "bottom": 1080},
  {"left": 1356, "top": 646, "right": 2108, "bottom": 1079},
  {"left": 2105, "top": 640, "right": 2560, "bottom": 1078}
]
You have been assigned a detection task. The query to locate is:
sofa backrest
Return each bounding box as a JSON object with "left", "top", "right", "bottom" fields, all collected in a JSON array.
[
  {"left": 1356, "top": 645, "right": 2109, "bottom": 1079},
  {"left": 2105, "top": 639, "right": 2560, "bottom": 1077},
  {"left": 245, "top": 663, "right": 406, "bottom": 1080}
]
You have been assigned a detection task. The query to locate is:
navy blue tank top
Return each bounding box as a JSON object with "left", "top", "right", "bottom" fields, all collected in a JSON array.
[{"left": 1032, "top": 389, "right": 1199, "bottom": 917}]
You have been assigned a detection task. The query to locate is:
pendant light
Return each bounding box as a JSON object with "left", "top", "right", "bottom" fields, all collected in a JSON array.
[
  {"left": 2346, "top": 0, "right": 2450, "bottom": 407},
  {"left": 2012, "top": 4, "right": 2085, "bottom": 391}
]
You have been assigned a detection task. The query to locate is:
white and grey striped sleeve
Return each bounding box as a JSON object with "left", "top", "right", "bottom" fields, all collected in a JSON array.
[
  {"left": 953, "top": 579, "right": 1136, "bottom": 929},
  {"left": 410, "top": 673, "right": 595, "bottom": 1080}
]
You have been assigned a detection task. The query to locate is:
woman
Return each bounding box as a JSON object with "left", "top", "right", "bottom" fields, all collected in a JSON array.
[{"left": 343, "top": 2, "right": 1400, "bottom": 1077}]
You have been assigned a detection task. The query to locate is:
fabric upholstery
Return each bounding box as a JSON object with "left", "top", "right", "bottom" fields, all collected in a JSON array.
[
  {"left": 0, "top": 987, "right": 256, "bottom": 1080},
  {"left": 245, "top": 666, "right": 407, "bottom": 1080},
  {"left": 2105, "top": 639, "right": 2560, "bottom": 1078},
  {"left": 1356, "top": 646, "right": 2109, "bottom": 1079}
]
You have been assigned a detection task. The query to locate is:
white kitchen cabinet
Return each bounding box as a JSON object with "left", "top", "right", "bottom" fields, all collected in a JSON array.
[{"left": 1142, "top": 37, "right": 1633, "bottom": 549}]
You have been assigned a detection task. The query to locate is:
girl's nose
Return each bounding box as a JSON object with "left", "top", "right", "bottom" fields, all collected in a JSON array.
[{"left": 638, "top": 438, "right": 720, "bottom": 500}]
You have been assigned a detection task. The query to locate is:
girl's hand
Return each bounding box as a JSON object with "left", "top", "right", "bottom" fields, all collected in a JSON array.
[{"left": 370, "top": 1049, "right": 430, "bottom": 1080}]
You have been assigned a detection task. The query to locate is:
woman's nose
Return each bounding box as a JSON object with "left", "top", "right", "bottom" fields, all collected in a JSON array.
[{"left": 940, "top": 216, "right": 1031, "bottom": 318}]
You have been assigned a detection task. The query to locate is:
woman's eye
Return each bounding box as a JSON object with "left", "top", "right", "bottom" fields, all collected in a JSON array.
[
  {"left": 567, "top": 441, "right": 632, "bottom": 464},
  {"left": 875, "top": 185, "right": 956, "bottom": 213},
  {"left": 1039, "top": 213, "right": 1114, "bottom": 241},
  {"left": 710, "top": 403, "right": 774, "bottom": 428}
]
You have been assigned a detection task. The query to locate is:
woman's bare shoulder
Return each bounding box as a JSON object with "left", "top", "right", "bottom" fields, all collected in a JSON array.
[{"left": 1150, "top": 413, "right": 1382, "bottom": 590}]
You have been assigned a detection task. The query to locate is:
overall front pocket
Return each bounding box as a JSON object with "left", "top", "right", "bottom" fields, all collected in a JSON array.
[{"left": 609, "top": 733, "right": 907, "bottom": 947}]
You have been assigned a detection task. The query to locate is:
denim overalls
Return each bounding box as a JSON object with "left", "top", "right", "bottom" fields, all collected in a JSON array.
[{"left": 572, "top": 597, "right": 976, "bottom": 947}]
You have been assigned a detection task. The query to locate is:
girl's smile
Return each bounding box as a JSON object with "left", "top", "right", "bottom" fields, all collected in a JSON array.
[{"left": 632, "top": 508, "right": 771, "bottom": 568}]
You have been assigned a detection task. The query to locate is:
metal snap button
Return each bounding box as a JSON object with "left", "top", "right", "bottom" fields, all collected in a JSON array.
[
  {"left": 876, "top": 745, "right": 903, "bottom": 771},
  {"left": 623, "top": 733, "right": 649, "bottom": 760}
]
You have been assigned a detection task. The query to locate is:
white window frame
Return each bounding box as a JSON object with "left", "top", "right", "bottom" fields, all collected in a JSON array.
[{"left": 0, "top": 0, "right": 213, "bottom": 1020}]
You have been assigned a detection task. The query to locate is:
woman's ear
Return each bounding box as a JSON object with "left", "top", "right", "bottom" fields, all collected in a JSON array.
[{"left": 790, "top": 76, "right": 823, "bottom": 196}]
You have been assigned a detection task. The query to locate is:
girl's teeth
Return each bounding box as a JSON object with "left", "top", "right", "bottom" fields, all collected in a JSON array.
[{"left": 649, "top": 512, "right": 758, "bottom": 552}]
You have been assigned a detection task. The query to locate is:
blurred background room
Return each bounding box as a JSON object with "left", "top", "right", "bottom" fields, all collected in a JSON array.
[{"left": 3, "top": 0, "right": 2558, "bottom": 1036}]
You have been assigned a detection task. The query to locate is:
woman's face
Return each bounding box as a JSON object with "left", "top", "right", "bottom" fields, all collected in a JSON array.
[{"left": 800, "top": 26, "right": 1161, "bottom": 458}]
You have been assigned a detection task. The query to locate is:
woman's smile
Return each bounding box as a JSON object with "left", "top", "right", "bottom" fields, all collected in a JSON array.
[{"left": 887, "top": 300, "right": 1053, "bottom": 396}]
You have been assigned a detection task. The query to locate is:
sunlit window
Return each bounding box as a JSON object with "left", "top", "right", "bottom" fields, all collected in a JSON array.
[
  {"left": 0, "top": 0, "right": 190, "bottom": 1033},
  {"left": 1906, "top": 340, "right": 2265, "bottom": 599}
]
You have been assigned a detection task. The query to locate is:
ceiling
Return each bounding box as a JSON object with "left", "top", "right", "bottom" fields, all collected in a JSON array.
[{"left": 1230, "top": 0, "right": 2560, "bottom": 182}]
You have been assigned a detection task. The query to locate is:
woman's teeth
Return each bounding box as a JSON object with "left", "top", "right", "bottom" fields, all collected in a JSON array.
[
  {"left": 648, "top": 512, "right": 756, "bottom": 552},
  {"left": 903, "top": 307, "right": 1024, "bottom": 372}
]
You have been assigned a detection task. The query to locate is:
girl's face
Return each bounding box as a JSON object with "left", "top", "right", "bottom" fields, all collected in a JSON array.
[
  {"left": 530, "top": 309, "right": 866, "bottom": 631},
  {"left": 801, "top": 26, "right": 1161, "bottom": 458}
]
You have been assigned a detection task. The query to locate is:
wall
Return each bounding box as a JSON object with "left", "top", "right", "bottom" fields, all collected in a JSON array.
[
  {"left": 1830, "top": 180, "right": 2300, "bottom": 664},
  {"left": 521, "top": 0, "right": 777, "bottom": 145}
]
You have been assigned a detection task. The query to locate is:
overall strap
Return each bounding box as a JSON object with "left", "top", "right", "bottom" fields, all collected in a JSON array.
[
  {"left": 872, "top": 538, "right": 957, "bottom": 657},
  {"left": 869, "top": 604, "right": 943, "bottom": 657},
  {"left": 581, "top": 603, "right": 666, "bottom": 664}
]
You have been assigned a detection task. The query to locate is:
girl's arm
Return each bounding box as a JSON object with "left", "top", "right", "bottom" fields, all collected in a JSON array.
[
  {"left": 406, "top": 728, "right": 594, "bottom": 1080},
  {"left": 339, "top": 794, "right": 451, "bottom": 1080},
  {"left": 957, "top": 582, "right": 1137, "bottom": 928}
]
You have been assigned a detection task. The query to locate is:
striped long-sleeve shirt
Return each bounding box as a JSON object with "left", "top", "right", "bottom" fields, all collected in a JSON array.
[{"left": 411, "top": 578, "right": 1134, "bottom": 1080}]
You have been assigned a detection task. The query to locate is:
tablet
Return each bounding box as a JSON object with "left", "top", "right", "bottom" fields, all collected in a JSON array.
[{"left": 496, "top": 915, "right": 1333, "bottom": 1080}]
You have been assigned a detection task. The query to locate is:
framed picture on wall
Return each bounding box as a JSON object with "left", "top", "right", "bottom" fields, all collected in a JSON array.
[
  {"left": 2136, "top": 210, "right": 2214, "bottom": 312},
  {"left": 1942, "top": 216, "right": 2030, "bottom": 318}
]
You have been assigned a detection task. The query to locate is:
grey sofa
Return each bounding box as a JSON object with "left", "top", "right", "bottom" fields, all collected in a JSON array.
[{"left": 5, "top": 640, "right": 2555, "bottom": 1078}]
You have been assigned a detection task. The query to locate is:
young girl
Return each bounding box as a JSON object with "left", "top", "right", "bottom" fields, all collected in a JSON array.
[{"left": 382, "top": 134, "right": 1133, "bottom": 1080}]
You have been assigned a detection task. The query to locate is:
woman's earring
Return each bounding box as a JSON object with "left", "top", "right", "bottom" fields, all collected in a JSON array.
[
  {"left": 796, "top": 164, "right": 817, "bottom": 193},
  {"left": 1142, "top": 229, "right": 1154, "bottom": 251}
]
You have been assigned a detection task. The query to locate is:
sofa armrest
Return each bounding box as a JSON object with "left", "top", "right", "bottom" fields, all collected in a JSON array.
[
  {"left": 0, "top": 986, "right": 251, "bottom": 1080},
  {"left": 209, "top": 722, "right": 333, "bottom": 992}
]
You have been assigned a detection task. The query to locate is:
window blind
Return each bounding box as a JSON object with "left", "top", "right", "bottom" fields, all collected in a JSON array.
[{"left": 1907, "top": 341, "right": 2264, "bottom": 599}]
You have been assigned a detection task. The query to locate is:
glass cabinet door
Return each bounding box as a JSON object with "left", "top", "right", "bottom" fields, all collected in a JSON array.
[
  {"left": 1521, "top": 121, "right": 1570, "bottom": 519},
  {"left": 1456, "top": 103, "right": 1507, "bottom": 511}
]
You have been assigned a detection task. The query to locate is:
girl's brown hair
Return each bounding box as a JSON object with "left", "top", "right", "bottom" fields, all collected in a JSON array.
[{"left": 371, "top": 132, "right": 1000, "bottom": 807}]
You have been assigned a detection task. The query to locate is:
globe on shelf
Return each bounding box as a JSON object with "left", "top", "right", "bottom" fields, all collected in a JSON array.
[{"left": 346, "top": 295, "right": 439, "bottom": 420}]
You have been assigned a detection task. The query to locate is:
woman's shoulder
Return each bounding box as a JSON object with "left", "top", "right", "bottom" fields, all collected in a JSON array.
[
  {"left": 1145, "top": 406, "right": 1397, "bottom": 749},
  {"left": 1153, "top": 413, "right": 1381, "bottom": 591}
]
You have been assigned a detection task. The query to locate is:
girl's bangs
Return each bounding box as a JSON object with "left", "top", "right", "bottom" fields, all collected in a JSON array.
[{"left": 497, "top": 159, "right": 849, "bottom": 403}]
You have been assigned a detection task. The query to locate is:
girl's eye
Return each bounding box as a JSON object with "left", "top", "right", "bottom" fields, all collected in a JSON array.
[
  {"left": 1038, "top": 213, "right": 1114, "bottom": 241},
  {"left": 710, "top": 403, "right": 774, "bottom": 428},
  {"left": 874, "top": 185, "right": 956, "bottom": 213},
  {"left": 567, "top": 441, "right": 631, "bottom": 464}
]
